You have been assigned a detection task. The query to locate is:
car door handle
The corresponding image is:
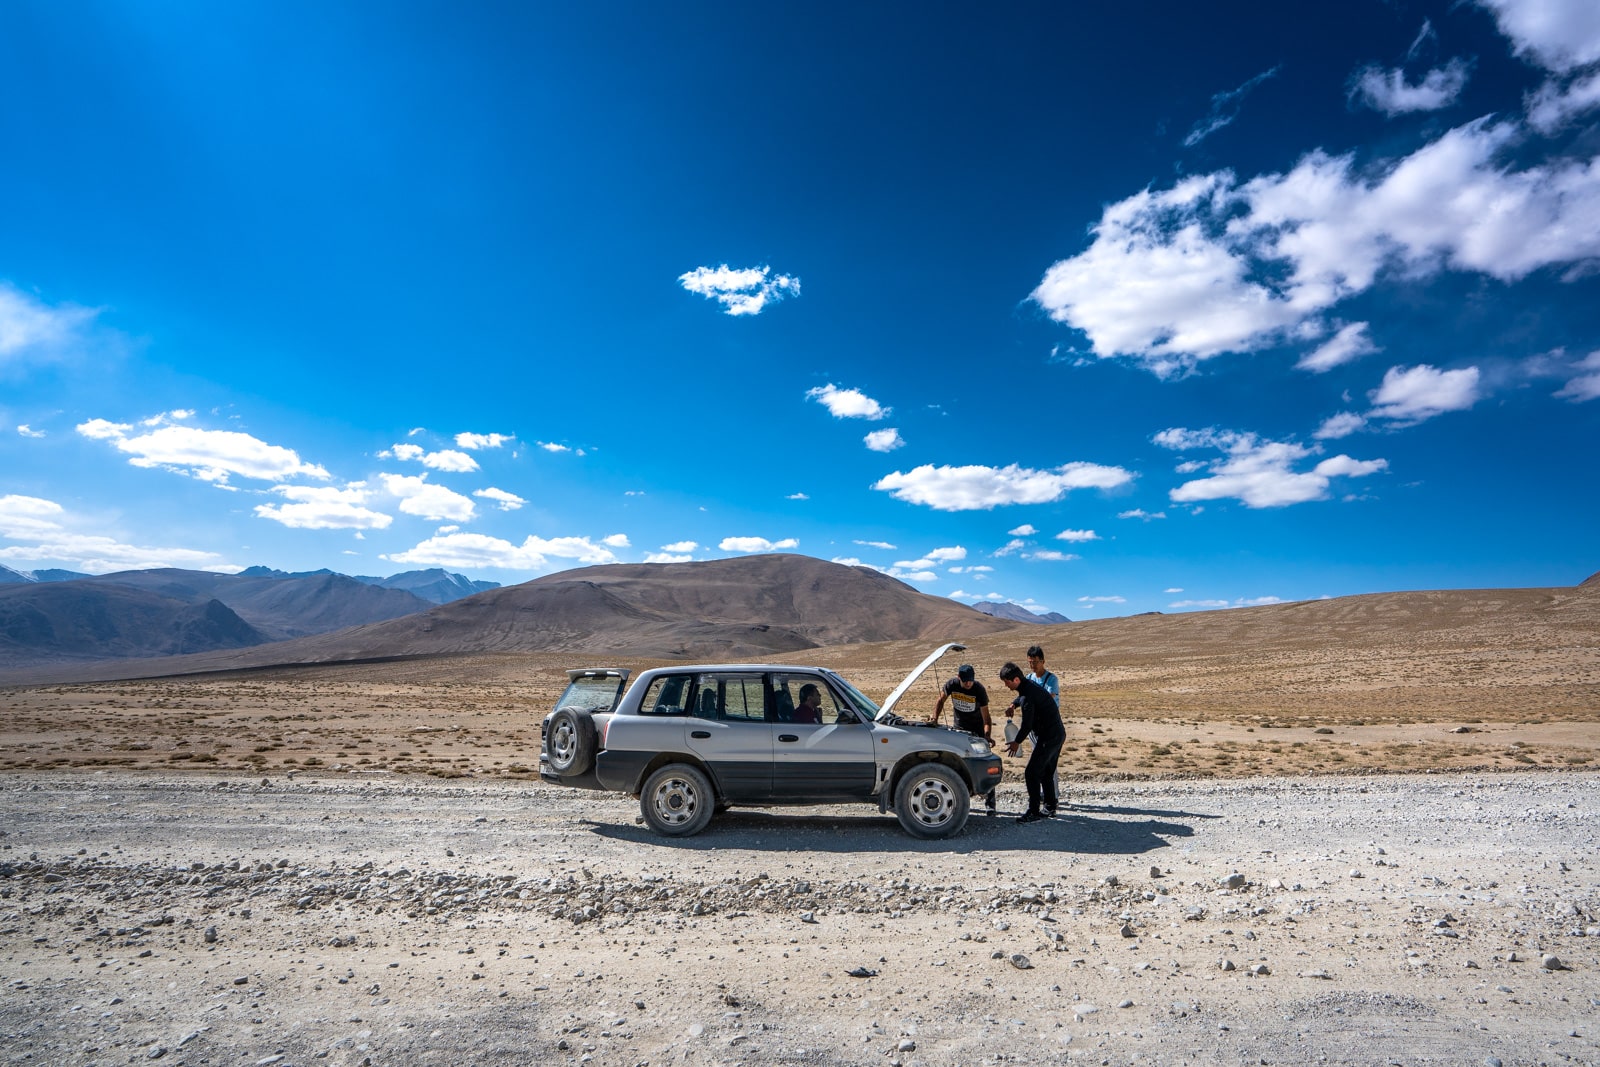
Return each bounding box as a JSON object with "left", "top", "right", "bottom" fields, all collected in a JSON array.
[
  {"left": 691, "top": 730, "right": 711, "bottom": 739},
  {"left": 778, "top": 734, "right": 799, "bottom": 743}
]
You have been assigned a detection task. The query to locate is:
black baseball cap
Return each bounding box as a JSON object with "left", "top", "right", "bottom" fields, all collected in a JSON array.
[{"left": 957, "top": 664, "right": 975, "bottom": 681}]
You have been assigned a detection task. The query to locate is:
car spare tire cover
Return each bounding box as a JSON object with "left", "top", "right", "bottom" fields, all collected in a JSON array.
[{"left": 546, "top": 707, "right": 598, "bottom": 776}]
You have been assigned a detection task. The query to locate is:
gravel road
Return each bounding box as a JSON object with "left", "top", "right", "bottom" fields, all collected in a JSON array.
[{"left": 3, "top": 770, "right": 1596, "bottom": 1066}]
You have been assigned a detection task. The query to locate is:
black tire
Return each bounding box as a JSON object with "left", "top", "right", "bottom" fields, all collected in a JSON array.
[
  {"left": 640, "top": 763, "right": 715, "bottom": 837},
  {"left": 893, "top": 762, "right": 970, "bottom": 839},
  {"left": 544, "top": 707, "right": 597, "bottom": 776}
]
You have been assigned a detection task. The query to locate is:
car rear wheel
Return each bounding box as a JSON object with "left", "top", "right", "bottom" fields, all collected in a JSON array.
[
  {"left": 893, "top": 762, "right": 970, "bottom": 839},
  {"left": 640, "top": 763, "right": 715, "bottom": 837},
  {"left": 545, "top": 707, "right": 598, "bottom": 776}
]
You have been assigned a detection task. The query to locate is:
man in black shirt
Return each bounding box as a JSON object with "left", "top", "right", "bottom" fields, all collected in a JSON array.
[
  {"left": 929, "top": 663, "right": 997, "bottom": 812},
  {"left": 998, "top": 661, "right": 1065, "bottom": 823}
]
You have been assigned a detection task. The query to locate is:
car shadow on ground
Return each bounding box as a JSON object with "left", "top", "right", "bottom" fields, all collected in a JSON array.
[{"left": 584, "top": 803, "right": 1208, "bottom": 856}]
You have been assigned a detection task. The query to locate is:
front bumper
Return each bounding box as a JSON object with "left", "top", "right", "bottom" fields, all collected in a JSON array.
[{"left": 966, "top": 753, "right": 1003, "bottom": 794}]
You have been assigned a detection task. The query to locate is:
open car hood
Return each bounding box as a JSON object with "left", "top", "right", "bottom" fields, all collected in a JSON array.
[{"left": 874, "top": 641, "right": 967, "bottom": 722}]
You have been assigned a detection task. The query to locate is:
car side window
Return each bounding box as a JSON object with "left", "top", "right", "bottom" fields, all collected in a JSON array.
[
  {"left": 638, "top": 674, "right": 694, "bottom": 716},
  {"left": 770, "top": 674, "right": 849, "bottom": 724},
  {"left": 700, "top": 674, "right": 766, "bottom": 723}
]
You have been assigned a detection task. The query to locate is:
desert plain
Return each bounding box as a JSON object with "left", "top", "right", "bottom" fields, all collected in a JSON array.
[{"left": 2, "top": 580, "right": 1598, "bottom": 1065}]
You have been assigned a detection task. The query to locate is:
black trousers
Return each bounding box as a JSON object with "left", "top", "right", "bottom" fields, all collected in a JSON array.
[{"left": 1025, "top": 734, "right": 1064, "bottom": 814}]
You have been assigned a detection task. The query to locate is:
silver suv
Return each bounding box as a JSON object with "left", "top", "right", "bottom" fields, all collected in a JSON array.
[{"left": 540, "top": 643, "right": 1001, "bottom": 839}]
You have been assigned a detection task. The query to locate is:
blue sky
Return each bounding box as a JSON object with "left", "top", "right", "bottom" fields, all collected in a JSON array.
[{"left": 2, "top": 0, "right": 1597, "bottom": 619}]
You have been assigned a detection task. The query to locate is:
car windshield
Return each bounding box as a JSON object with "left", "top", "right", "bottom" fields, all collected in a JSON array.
[
  {"left": 554, "top": 674, "right": 626, "bottom": 715},
  {"left": 828, "top": 673, "right": 880, "bottom": 718}
]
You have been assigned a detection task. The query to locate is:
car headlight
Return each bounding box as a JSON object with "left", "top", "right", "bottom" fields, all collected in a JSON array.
[{"left": 969, "top": 737, "right": 991, "bottom": 754}]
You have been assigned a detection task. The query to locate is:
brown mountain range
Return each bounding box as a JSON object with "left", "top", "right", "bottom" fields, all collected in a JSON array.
[{"left": 0, "top": 554, "right": 1019, "bottom": 684}]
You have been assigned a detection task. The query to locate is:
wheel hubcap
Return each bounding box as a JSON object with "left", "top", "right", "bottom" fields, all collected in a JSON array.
[
  {"left": 652, "top": 777, "right": 700, "bottom": 825},
  {"left": 550, "top": 721, "right": 575, "bottom": 764},
  {"left": 908, "top": 776, "right": 955, "bottom": 827}
]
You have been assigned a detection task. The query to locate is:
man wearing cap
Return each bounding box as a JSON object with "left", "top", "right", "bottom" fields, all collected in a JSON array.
[{"left": 929, "top": 664, "right": 997, "bottom": 812}]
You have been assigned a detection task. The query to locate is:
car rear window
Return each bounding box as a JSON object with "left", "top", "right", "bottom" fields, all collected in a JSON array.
[{"left": 554, "top": 674, "right": 627, "bottom": 714}]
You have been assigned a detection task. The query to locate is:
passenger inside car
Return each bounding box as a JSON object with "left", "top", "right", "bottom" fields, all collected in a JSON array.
[{"left": 794, "top": 682, "right": 823, "bottom": 724}]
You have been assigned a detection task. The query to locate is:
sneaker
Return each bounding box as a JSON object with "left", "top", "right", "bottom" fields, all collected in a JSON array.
[
  {"left": 1041, "top": 806, "right": 1056, "bottom": 818},
  {"left": 1017, "top": 811, "right": 1046, "bottom": 824}
]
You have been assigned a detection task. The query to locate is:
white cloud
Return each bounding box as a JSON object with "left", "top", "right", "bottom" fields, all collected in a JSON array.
[
  {"left": 1350, "top": 61, "right": 1470, "bottom": 115},
  {"left": 0, "top": 493, "right": 228, "bottom": 571},
  {"left": 379, "top": 473, "right": 476, "bottom": 522},
  {"left": 1165, "top": 587, "right": 1184, "bottom": 593},
  {"left": 950, "top": 590, "right": 1006, "bottom": 602},
  {"left": 993, "top": 539, "right": 1028, "bottom": 556},
  {"left": 948, "top": 564, "right": 993, "bottom": 574},
  {"left": 1027, "top": 550, "right": 1080, "bottom": 562},
  {"left": 381, "top": 442, "right": 481, "bottom": 472},
  {"left": 1314, "top": 411, "right": 1369, "bottom": 439},
  {"left": 524, "top": 535, "right": 622, "bottom": 563},
  {"left": 1032, "top": 117, "right": 1600, "bottom": 371},
  {"left": 1476, "top": 0, "right": 1600, "bottom": 73},
  {"left": 0, "top": 494, "right": 68, "bottom": 538},
  {"left": 864, "top": 427, "right": 905, "bottom": 452},
  {"left": 661, "top": 540, "right": 699, "bottom": 553},
  {"left": 644, "top": 552, "right": 693, "bottom": 563},
  {"left": 678, "top": 264, "right": 801, "bottom": 316},
  {"left": 1055, "top": 528, "right": 1100, "bottom": 542},
  {"left": 787, "top": 492, "right": 809, "bottom": 500},
  {"left": 455, "top": 432, "right": 513, "bottom": 450},
  {"left": 473, "top": 487, "right": 527, "bottom": 511},
  {"left": 1527, "top": 70, "right": 1600, "bottom": 133},
  {"left": 1170, "top": 598, "right": 1230, "bottom": 609},
  {"left": 719, "top": 536, "right": 799, "bottom": 553},
  {"left": 1008, "top": 524, "right": 1038, "bottom": 536},
  {"left": 384, "top": 532, "right": 619, "bottom": 571},
  {"left": 420, "top": 449, "right": 479, "bottom": 473},
  {"left": 602, "top": 533, "right": 630, "bottom": 548},
  {"left": 1314, "top": 454, "right": 1390, "bottom": 478},
  {"left": 537, "top": 441, "right": 571, "bottom": 453},
  {"left": 1118, "top": 508, "right": 1167, "bottom": 520},
  {"left": 1554, "top": 350, "right": 1600, "bottom": 400},
  {"left": 854, "top": 539, "right": 896, "bottom": 550},
  {"left": 830, "top": 556, "right": 865, "bottom": 567},
  {"left": 1184, "top": 66, "right": 1280, "bottom": 147},
  {"left": 926, "top": 546, "right": 967, "bottom": 562},
  {"left": 76, "top": 418, "right": 130, "bottom": 440},
  {"left": 1298, "top": 322, "right": 1379, "bottom": 373},
  {"left": 1079, "top": 595, "right": 1127, "bottom": 604},
  {"left": 1367, "top": 364, "right": 1481, "bottom": 423},
  {"left": 255, "top": 485, "right": 394, "bottom": 530},
  {"left": 807, "top": 384, "right": 888, "bottom": 420},
  {"left": 17, "top": 424, "right": 44, "bottom": 438},
  {"left": 873, "top": 461, "right": 1133, "bottom": 511},
  {"left": 885, "top": 566, "right": 938, "bottom": 583},
  {"left": 1159, "top": 427, "right": 1388, "bottom": 508},
  {"left": 78, "top": 420, "right": 330, "bottom": 484},
  {"left": 0, "top": 284, "right": 99, "bottom": 366}
]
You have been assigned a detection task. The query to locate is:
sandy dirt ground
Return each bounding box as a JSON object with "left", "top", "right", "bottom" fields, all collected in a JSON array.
[{"left": 3, "top": 769, "right": 1597, "bottom": 1067}]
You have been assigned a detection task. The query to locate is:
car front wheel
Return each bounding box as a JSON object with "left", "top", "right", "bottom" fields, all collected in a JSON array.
[
  {"left": 893, "top": 762, "right": 970, "bottom": 839},
  {"left": 640, "top": 763, "right": 716, "bottom": 837}
]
